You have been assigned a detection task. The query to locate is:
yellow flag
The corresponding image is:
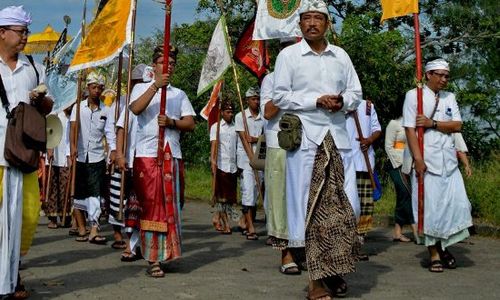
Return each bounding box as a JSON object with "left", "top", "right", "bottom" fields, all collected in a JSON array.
[
  {"left": 68, "top": 0, "right": 132, "bottom": 73},
  {"left": 380, "top": 0, "right": 419, "bottom": 23}
]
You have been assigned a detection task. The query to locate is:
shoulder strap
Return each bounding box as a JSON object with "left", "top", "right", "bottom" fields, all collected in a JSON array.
[
  {"left": 26, "top": 55, "right": 40, "bottom": 85},
  {"left": 0, "top": 73, "right": 11, "bottom": 117}
]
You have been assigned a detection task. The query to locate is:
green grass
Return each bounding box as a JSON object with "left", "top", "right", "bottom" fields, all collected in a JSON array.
[
  {"left": 184, "top": 164, "right": 212, "bottom": 204},
  {"left": 185, "top": 154, "right": 500, "bottom": 226}
]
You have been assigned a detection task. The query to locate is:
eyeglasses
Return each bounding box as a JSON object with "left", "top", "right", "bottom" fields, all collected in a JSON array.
[
  {"left": 432, "top": 72, "right": 450, "bottom": 79},
  {"left": 4, "top": 27, "right": 31, "bottom": 37}
]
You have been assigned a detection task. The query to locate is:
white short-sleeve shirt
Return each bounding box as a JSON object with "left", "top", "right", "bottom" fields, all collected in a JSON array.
[
  {"left": 234, "top": 108, "right": 264, "bottom": 170},
  {"left": 210, "top": 120, "right": 237, "bottom": 173},
  {"left": 130, "top": 82, "right": 196, "bottom": 159},
  {"left": 402, "top": 85, "right": 462, "bottom": 176},
  {"left": 116, "top": 106, "right": 138, "bottom": 168}
]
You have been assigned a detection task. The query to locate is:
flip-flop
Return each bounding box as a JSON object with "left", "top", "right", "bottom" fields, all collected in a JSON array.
[
  {"left": 393, "top": 235, "right": 411, "bottom": 242},
  {"left": 89, "top": 235, "right": 107, "bottom": 245},
  {"left": 111, "top": 240, "right": 127, "bottom": 249},
  {"left": 75, "top": 234, "right": 88, "bottom": 242},
  {"left": 307, "top": 287, "right": 332, "bottom": 300},
  {"left": 279, "top": 262, "right": 301, "bottom": 275},
  {"left": 121, "top": 251, "right": 140, "bottom": 262},
  {"left": 246, "top": 232, "right": 258, "bottom": 240},
  {"left": 323, "top": 276, "right": 348, "bottom": 298}
]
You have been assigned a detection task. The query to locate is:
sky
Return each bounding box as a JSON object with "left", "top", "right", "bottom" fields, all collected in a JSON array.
[{"left": 1, "top": 0, "right": 202, "bottom": 39}]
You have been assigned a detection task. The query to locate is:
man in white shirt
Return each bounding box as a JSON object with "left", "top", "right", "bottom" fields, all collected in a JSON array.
[
  {"left": 0, "top": 5, "right": 53, "bottom": 297},
  {"left": 345, "top": 100, "right": 381, "bottom": 241},
  {"left": 210, "top": 101, "right": 239, "bottom": 234},
  {"left": 129, "top": 45, "right": 195, "bottom": 277},
  {"left": 234, "top": 87, "right": 264, "bottom": 241},
  {"left": 403, "top": 58, "right": 472, "bottom": 273},
  {"left": 70, "top": 72, "right": 116, "bottom": 245},
  {"left": 272, "top": 1, "right": 361, "bottom": 298}
]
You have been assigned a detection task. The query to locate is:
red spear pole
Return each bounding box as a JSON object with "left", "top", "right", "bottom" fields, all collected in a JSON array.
[
  {"left": 158, "top": 0, "right": 172, "bottom": 165},
  {"left": 413, "top": 13, "right": 425, "bottom": 235}
]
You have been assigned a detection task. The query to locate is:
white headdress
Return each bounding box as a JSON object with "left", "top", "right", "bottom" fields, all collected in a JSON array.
[
  {"left": 86, "top": 72, "right": 105, "bottom": 86},
  {"left": 245, "top": 87, "right": 260, "bottom": 98},
  {"left": 298, "top": 0, "right": 330, "bottom": 19},
  {"left": 0, "top": 6, "right": 32, "bottom": 27},
  {"left": 425, "top": 58, "right": 449, "bottom": 72}
]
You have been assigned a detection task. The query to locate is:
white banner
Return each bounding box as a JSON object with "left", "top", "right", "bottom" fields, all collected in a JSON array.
[
  {"left": 253, "top": 0, "right": 302, "bottom": 40},
  {"left": 197, "top": 17, "right": 231, "bottom": 96}
]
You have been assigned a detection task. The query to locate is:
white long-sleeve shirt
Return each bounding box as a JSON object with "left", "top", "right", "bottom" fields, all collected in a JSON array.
[
  {"left": 70, "top": 99, "right": 116, "bottom": 163},
  {"left": 260, "top": 72, "right": 283, "bottom": 149},
  {"left": 272, "top": 39, "right": 362, "bottom": 149},
  {"left": 0, "top": 54, "right": 50, "bottom": 166}
]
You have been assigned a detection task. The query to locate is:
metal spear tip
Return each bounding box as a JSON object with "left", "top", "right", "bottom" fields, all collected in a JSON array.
[{"left": 63, "top": 15, "right": 71, "bottom": 26}]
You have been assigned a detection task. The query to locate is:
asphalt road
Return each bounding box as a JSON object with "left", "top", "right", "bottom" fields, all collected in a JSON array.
[{"left": 20, "top": 201, "right": 500, "bottom": 299}]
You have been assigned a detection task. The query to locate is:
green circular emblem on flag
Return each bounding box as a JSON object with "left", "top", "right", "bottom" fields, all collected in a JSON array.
[{"left": 267, "top": 0, "right": 301, "bottom": 19}]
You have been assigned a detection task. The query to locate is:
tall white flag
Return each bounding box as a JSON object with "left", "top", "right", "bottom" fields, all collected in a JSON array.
[
  {"left": 197, "top": 16, "right": 231, "bottom": 96},
  {"left": 253, "top": 0, "right": 302, "bottom": 40}
]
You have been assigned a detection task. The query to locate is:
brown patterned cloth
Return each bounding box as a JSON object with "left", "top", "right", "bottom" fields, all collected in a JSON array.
[
  {"left": 305, "top": 133, "right": 360, "bottom": 281},
  {"left": 356, "top": 171, "right": 374, "bottom": 235},
  {"left": 42, "top": 166, "right": 71, "bottom": 217}
]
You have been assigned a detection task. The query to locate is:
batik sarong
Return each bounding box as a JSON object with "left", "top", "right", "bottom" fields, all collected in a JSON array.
[
  {"left": 305, "top": 134, "right": 360, "bottom": 280},
  {"left": 134, "top": 144, "right": 181, "bottom": 262},
  {"left": 213, "top": 169, "right": 240, "bottom": 221},
  {"left": 42, "top": 166, "right": 70, "bottom": 218},
  {"left": 356, "top": 172, "right": 374, "bottom": 235}
]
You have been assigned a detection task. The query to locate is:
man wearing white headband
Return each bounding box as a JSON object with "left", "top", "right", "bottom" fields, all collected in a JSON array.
[
  {"left": 70, "top": 71, "right": 116, "bottom": 246},
  {"left": 235, "top": 86, "right": 264, "bottom": 241},
  {"left": 402, "top": 58, "right": 472, "bottom": 273},
  {"left": 0, "top": 5, "right": 53, "bottom": 298},
  {"left": 272, "top": 0, "right": 361, "bottom": 298}
]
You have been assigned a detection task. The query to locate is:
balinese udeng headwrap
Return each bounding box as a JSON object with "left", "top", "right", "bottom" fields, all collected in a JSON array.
[
  {"left": 221, "top": 100, "right": 234, "bottom": 111},
  {"left": 298, "top": 0, "right": 330, "bottom": 20},
  {"left": 425, "top": 58, "right": 449, "bottom": 72},
  {"left": 152, "top": 45, "right": 179, "bottom": 63},
  {"left": 245, "top": 87, "right": 260, "bottom": 98},
  {"left": 86, "top": 71, "right": 105, "bottom": 86},
  {"left": 0, "top": 6, "right": 32, "bottom": 27}
]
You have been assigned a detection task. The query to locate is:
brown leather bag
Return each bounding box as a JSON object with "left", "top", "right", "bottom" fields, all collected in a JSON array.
[{"left": 0, "top": 55, "right": 46, "bottom": 173}]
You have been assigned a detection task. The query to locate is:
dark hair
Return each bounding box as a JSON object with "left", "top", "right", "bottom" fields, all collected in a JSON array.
[{"left": 152, "top": 45, "right": 179, "bottom": 64}]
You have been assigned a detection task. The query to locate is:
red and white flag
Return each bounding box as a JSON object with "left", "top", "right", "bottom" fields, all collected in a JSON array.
[{"left": 200, "top": 80, "right": 223, "bottom": 129}]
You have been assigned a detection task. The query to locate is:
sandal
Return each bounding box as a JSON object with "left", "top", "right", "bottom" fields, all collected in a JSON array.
[
  {"left": 75, "top": 234, "right": 89, "bottom": 242},
  {"left": 146, "top": 263, "right": 165, "bottom": 278},
  {"left": 69, "top": 228, "right": 90, "bottom": 236},
  {"left": 428, "top": 260, "right": 444, "bottom": 273},
  {"left": 220, "top": 228, "right": 232, "bottom": 235},
  {"left": 323, "top": 275, "right": 348, "bottom": 298},
  {"left": 111, "top": 240, "right": 127, "bottom": 249},
  {"left": 89, "top": 235, "right": 107, "bottom": 245},
  {"left": 307, "top": 287, "right": 332, "bottom": 300},
  {"left": 121, "top": 251, "right": 140, "bottom": 262},
  {"left": 246, "top": 232, "right": 258, "bottom": 240},
  {"left": 47, "top": 222, "right": 58, "bottom": 229},
  {"left": 439, "top": 248, "right": 457, "bottom": 269},
  {"left": 393, "top": 235, "right": 411, "bottom": 242},
  {"left": 279, "top": 262, "right": 301, "bottom": 275}
]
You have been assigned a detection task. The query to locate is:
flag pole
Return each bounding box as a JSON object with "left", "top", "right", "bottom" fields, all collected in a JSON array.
[
  {"left": 114, "top": 52, "right": 124, "bottom": 122},
  {"left": 157, "top": 0, "right": 172, "bottom": 166},
  {"left": 70, "top": 0, "right": 88, "bottom": 200},
  {"left": 413, "top": 12, "right": 425, "bottom": 235},
  {"left": 215, "top": 0, "right": 264, "bottom": 204},
  {"left": 118, "top": 0, "right": 138, "bottom": 221}
]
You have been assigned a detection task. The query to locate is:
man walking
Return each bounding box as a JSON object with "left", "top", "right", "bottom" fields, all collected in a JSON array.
[
  {"left": 272, "top": 1, "right": 361, "bottom": 298},
  {"left": 402, "top": 58, "right": 472, "bottom": 272}
]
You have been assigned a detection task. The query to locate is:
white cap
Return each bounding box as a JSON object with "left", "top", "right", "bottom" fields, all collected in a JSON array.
[
  {"left": 86, "top": 71, "right": 105, "bottom": 86},
  {"left": 245, "top": 87, "right": 260, "bottom": 98},
  {"left": 425, "top": 58, "right": 449, "bottom": 72},
  {"left": 0, "top": 6, "right": 32, "bottom": 27},
  {"left": 298, "top": 0, "right": 330, "bottom": 19}
]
